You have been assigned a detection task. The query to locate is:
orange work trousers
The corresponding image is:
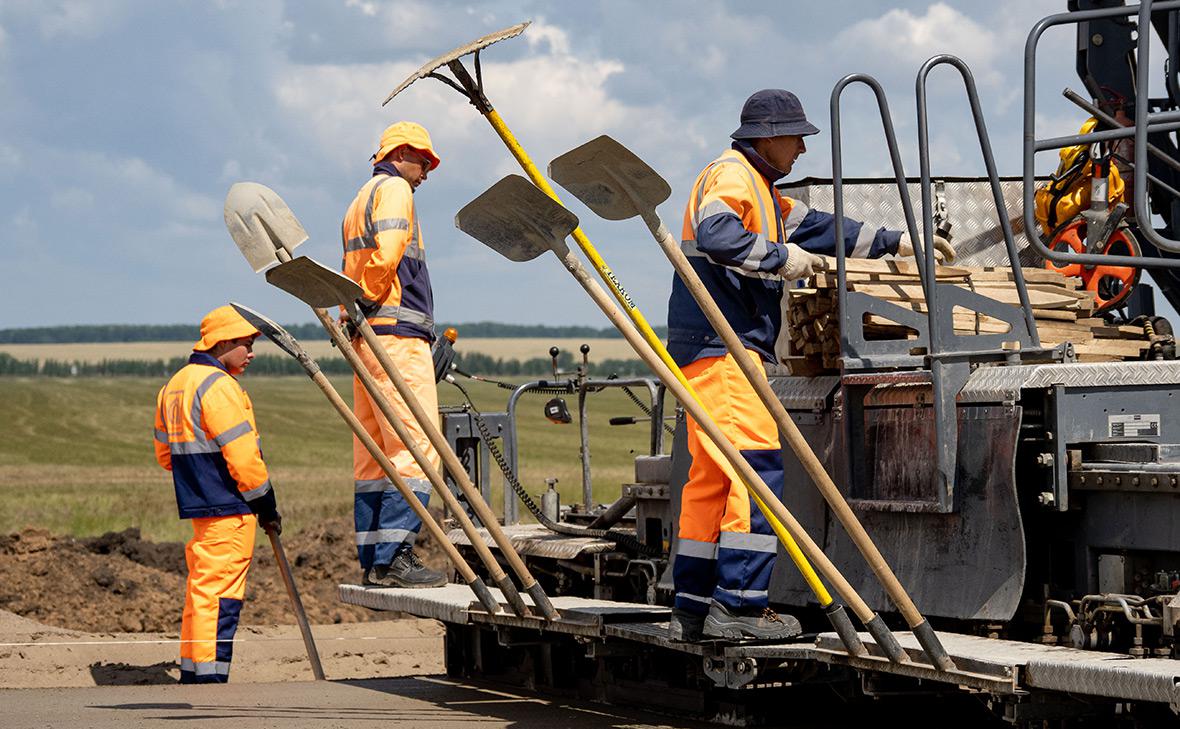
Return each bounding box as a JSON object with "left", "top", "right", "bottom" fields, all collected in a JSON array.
[
  {"left": 351, "top": 333, "right": 439, "bottom": 569},
  {"left": 180, "top": 514, "right": 256, "bottom": 684},
  {"left": 673, "top": 351, "right": 784, "bottom": 615}
]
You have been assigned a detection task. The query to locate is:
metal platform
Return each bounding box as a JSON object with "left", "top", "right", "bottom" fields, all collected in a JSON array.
[
  {"left": 339, "top": 584, "right": 1180, "bottom": 710},
  {"left": 445, "top": 523, "right": 617, "bottom": 559}
]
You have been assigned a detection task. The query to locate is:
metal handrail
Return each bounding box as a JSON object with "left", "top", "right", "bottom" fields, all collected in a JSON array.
[
  {"left": 1024, "top": 0, "right": 1180, "bottom": 267},
  {"left": 1134, "top": 0, "right": 1180, "bottom": 252},
  {"left": 917, "top": 54, "right": 1041, "bottom": 348},
  {"left": 830, "top": 74, "right": 929, "bottom": 340}
]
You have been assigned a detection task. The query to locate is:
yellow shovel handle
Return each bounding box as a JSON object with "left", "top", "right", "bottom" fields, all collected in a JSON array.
[{"left": 483, "top": 109, "right": 833, "bottom": 607}]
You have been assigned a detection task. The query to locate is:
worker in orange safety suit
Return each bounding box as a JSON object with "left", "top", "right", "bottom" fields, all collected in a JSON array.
[
  {"left": 154, "top": 305, "right": 281, "bottom": 683},
  {"left": 340, "top": 121, "right": 446, "bottom": 589},
  {"left": 668, "top": 89, "right": 955, "bottom": 642}
]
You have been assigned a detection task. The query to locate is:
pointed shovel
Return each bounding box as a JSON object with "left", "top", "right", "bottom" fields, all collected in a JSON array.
[
  {"left": 457, "top": 177, "right": 881, "bottom": 659},
  {"left": 223, "top": 182, "right": 552, "bottom": 620},
  {"left": 226, "top": 304, "right": 501, "bottom": 617},
  {"left": 550, "top": 135, "right": 954, "bottom": 671}
]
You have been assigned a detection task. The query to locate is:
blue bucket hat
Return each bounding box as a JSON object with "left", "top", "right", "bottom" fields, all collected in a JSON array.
[{"left": 731, "top": 89, "right": 820, "bottom": 140}]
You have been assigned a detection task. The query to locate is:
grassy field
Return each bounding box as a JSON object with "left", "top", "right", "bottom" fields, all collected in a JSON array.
[
  {"left": 0, "top": 338, "right": 640, "bottom": 364},
  {"left": 0, "top": 374, "right": 666, "bottom": 541}
]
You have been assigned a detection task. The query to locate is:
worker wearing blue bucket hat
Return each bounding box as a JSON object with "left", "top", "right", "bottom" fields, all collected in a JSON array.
[{"left": 668, "top": 89, "right": 955, "bottom": 642}]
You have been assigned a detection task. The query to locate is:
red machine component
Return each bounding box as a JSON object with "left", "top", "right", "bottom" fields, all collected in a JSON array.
[{"left": 1045, "top": 218, "right": 1141, "bottom": 313}]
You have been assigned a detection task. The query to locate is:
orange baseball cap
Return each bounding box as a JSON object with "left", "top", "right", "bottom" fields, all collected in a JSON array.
[
  {"left": 373, "top": 121, "right": 441, "bottom": 170},
  {"left": 193, "top": 305, "right": 260, "bottom": 352}
]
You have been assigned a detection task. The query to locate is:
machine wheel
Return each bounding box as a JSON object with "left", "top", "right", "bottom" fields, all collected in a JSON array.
[{"left": 1045, "top": 218, "right": 1141, "bottom": 313}]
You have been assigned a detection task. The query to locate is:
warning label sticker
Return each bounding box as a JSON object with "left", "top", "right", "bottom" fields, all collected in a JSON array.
[{"left": 1108, "top": 414, "right": 1161, "bottom": 438}]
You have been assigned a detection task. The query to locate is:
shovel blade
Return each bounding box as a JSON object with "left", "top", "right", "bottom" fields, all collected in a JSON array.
[
  {"left": 455, "top": 175, "right": 578, "bottom": 262},
  {"left": 265, "top": 256, "right": 364, "bottom": 309},
  {"left": 383, "top": 21, "right": 530, "bottom": 105},
  {"left": 229, "top": 302, "right": 308, "bottom": 363},
  {"left": 223, "top": 182, "right": 309, "bottom": 272},
  {"left": 548, "top": 135, "right": 672, "bottom": 220}
]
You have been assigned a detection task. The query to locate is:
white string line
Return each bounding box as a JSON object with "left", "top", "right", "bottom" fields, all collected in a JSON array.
[{"left": 0, "top": 635, "right": 439, "bottom": 648}]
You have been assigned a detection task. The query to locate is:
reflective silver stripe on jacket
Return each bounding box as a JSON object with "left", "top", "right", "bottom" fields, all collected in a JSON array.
[
  {"left": 851, "top": 222, "right": 876, "bottom": 258},
  {"left": 239, "top": 478, "right": 272, "bottom": 501},
  {"left": 679, "top": 241, "right": 779, "bottom": 281},
  {"left": 359, "top": 301, "right": 434, "bottom": 328},
  {"left": 684, "top": 156, "right": 779, "bottom": 279},
  {"left": 342, "top": 176, "right": 425, "bottom": 261},
  {"left": 168, "top": 370, "right": 229, "bottom": 455},
  {"left": 211, "top": 420, "right": 253, "bottom": 448},
  {"left": 782, "top": 200, "right": 809, "bottom": 239}
]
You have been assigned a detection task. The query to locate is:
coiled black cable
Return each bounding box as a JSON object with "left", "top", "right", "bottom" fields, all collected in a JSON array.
[{"left": 447, "top": 378, "right": 660, "bottom": 557}]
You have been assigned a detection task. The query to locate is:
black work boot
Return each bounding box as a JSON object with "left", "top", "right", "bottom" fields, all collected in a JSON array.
[
  {"left": 668, "top": 608, "right": 706, "bottom": 642},
  {"left": 363, "top": 550, "right": 447, "bottom": 588},
  {"left": 702, "top": 602, "right": 802, "bottom": 641}
]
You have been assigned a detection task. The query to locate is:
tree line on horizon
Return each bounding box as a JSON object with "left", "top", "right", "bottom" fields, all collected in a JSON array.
[
  {"left": 0, "top": 321, "right": 664, "bottom": 344},
  {"left": 0, "top": 350, "right": 649, "bottom": 379}
]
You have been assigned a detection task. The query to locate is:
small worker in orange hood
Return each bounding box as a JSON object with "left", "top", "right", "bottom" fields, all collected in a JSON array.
[{"left": 154, "top": 305, "right": 281, "bottom": 683}]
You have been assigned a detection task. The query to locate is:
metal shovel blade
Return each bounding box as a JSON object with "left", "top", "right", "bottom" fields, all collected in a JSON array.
[
  {"left": 383, "top": 21, "right": 530, "bottom": 105},
  {"left": 230, "top": 302, "right": 307, "bottom": 363},
  {"left": 223, "top": 182, "right": 309, "bottom": 272},
  {"left": 265, "top": 256, "right": 363, "bottom": 309},
  {"left": 454, "top": 175, "right": 579, "bottom": 261},
  {"left": 548, "top": 135, "right": 672, "bottom": 220}
]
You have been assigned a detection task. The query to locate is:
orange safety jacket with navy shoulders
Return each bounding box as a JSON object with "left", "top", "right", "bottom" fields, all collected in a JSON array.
[
  {"left": 340, "top": 162, "right": 435, "bottom": 343},
  {"left": 667, "top": 141, "right": 901, "bottom": 366},
  {"left": 154, "top": 352, "right": 276, "bottom": 519}
]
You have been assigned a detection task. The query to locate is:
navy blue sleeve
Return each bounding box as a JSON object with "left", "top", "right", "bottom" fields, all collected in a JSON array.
[
  {"left": 788, "top": 209, "right": 901, "bottom": 259},
  {"left": 696, "top": 212, "right": 787, "bottom": 273}
]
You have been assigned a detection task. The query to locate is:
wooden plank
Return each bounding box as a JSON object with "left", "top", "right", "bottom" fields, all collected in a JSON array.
[
  {"left": 1071, "top": 340, "right": 1149, "bottom": 358},
  {"left": 817, "top": 256, "right": 972, "bottom": 278},
  {"left": 848, "top": 283, "right": 1079, "bottom": 309}
]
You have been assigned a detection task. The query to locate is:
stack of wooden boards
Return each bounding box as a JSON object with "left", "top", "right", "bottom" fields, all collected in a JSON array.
[{"left": 782, "top": 257, "right": 1154, "bottom": 372}]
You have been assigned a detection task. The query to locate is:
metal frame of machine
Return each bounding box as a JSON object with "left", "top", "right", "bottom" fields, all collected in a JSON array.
[{"left": 338, "top": 2, "right": 1180, "bottom": 724}]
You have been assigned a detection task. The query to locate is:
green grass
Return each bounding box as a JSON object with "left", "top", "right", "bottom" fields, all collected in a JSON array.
[{"left": 0, "top": 375, "right": 665, "bottom": 541}]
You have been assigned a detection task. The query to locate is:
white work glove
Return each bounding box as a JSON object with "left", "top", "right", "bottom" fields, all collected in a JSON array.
[
  {"left": 779, "top": 242, "right": 826, "bottom": 281},
  {"left": 896, "top": 232, "right": 955, "bottom": 263}
]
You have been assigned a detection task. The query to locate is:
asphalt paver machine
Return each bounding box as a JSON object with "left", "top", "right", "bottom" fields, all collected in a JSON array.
[{"left": 339, "top": 3, "right": 1180, "bottom": 724}]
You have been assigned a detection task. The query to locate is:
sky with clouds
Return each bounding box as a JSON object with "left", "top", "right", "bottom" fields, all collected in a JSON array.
[{"left": 0, "top": 1, "right": 1127, "bottom": 329}]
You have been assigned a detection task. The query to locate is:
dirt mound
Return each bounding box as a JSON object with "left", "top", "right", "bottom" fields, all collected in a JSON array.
[{"left": 0, "top": 515, "right": 448, "bottom": 633}]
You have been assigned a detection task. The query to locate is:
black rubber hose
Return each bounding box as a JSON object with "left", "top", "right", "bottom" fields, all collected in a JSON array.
[{"left": 449, "top": 379, "right": 660, "bottom": 557}]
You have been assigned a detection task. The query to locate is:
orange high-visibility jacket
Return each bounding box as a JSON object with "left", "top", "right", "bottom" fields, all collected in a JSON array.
[
  {"left": 341, "top": 168, "right": 434, "bottom": 342},
  {"left": 154, "top": 353, "right": 274, "bottom": 519}
]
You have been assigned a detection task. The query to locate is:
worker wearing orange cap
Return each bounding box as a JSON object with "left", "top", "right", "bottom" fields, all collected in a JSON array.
[
  {"left": 340, "top": 121, "right": 446, "bottom": 588},
  {"left": 154, "top": 305, "right": 281, "bottom": 683}
]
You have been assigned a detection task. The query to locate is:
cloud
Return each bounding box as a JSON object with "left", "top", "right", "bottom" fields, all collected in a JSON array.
[
  {"left": 835, "top": 4, "right": 1002, "bottom": 86},
  {"left": 3, "top": 0, "right": 134, "bottom": 40}
]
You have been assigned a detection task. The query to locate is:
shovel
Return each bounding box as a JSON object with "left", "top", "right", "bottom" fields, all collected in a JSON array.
[
  {"left": 384, "top": 25, "right": 838, "bottom": 636},
  {"left": 262, "top": 525, "right": 325, "bottom": 680},
  {"left": 456, "top": 176, "right": 892, "bottom": 661},
  {"left": 383, "top": 23, "right": 672, "bottom": 392},
  {"left": 224, "top": 183, "right": 553, "bottom": 620},
  {"left": 549, "top": 135, "right": 954, "bottom": 672},
  {"left": 230, "top": 302, "right": 501, "bottom": 617}
]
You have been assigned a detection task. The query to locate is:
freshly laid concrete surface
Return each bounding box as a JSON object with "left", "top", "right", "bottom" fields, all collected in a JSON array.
[{"left": 0, "top": 676, "right": 707, "bottom": 729}]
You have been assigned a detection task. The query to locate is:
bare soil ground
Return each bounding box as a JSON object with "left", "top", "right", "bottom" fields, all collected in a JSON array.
[
  {"left": 0, "top": 515, "right": 446, "bottom": 632},
  {"left": 0, "top": 516, "right": 449, "bottom": 688}
]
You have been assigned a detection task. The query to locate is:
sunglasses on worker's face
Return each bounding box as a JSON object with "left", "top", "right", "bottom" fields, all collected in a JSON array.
[{"left": 407, "top": 149, "right": 433, "bottom": 173}]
